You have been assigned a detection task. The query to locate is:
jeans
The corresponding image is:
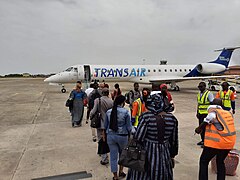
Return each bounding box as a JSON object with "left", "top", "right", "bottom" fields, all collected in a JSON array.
[
  {"left": 199, "top": 146, "right": 230, "bottom": 180},
  {"left": 107, "top": 134, "right": 128, "bottom": 173}
]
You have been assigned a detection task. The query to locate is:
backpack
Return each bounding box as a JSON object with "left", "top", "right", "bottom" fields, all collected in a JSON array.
[
  {"left": 89, "top": 90, "right": 101, "bottom": 109},
  {"left": 125, "top": 90, "right": 134, "bottom": 104}
]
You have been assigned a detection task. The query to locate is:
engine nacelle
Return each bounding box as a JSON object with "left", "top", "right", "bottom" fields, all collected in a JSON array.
[{"left": 196, "top": 63, "right": 226, "bottom": 74}]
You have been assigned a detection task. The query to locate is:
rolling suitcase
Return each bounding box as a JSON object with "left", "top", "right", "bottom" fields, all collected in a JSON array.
[{"left": 211, "top": 149, "right": 239, "bottom": 176}]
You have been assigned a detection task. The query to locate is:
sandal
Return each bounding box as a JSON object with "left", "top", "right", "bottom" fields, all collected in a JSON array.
[{"left": 119, "top": 172, "right": 126, "bottom": 178}]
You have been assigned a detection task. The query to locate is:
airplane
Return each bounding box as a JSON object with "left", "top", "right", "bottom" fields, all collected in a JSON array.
[{"left": 44, "top": 47, "right": 240, "bottom": 93}]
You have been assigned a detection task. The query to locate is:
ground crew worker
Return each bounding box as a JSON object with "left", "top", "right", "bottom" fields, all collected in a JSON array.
[
  {"left": 196, "top": 82, "right": 214, "bottom": 147},
  {"left": 131, "top": 88, "right": 150, "bottom": 127},
  {"left": 215, "top": 82, "right": 235, "bottom": 114},
  {"left": 129, "top": 82, "right": 141, "bottom": 109},
  {"left": 195, "top": 98, "right": 236, "bottom": 180}
]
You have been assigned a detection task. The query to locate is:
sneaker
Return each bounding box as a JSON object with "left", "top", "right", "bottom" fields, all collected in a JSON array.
[
  {"left": 197, "top": 141, "right": 204, "bottom": 146},
  {"left": 100, "top": 160, "right": 109, "bottom": 165}
]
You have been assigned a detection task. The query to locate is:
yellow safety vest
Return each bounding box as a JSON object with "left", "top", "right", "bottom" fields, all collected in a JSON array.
[
  {"left": 220, "top": 90, "right": 231, "bottom": 108},
  {"left": 133, "top": 98, "right": 142, "bottom": 127},
  {"left": 198, "top": 90, "right": 211, "bottom": 114}
]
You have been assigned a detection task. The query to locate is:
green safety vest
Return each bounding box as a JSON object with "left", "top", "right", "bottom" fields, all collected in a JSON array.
[
  {"left": 220, "top": 90, "right": 231, "bottom": 108},
  {"left": 133, "top": 98, "right": 142, "bottom": 127},
  {"left": 198, "top": 90, "right": 211, "bottom": 114}
]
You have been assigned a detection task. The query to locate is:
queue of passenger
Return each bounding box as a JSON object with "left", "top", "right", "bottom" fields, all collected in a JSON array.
[{"left": 65, "top": 81, "right": 237, "bottom": 180}]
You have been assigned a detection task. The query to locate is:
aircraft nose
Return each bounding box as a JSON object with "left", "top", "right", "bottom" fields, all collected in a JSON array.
[{"left": 44, "top": 74, "right": 59, "bottom": 83}]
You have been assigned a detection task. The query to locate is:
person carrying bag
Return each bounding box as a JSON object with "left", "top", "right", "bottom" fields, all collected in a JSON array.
[{"left": 90, "top": 97, "right": 101, "bottom": 128}]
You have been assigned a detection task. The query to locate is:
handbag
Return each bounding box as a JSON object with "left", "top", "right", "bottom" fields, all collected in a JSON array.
[
  {"left": 118, "top": 138, "right": 147, "bottom": 172},
  {"left": 90, "top": 98, "right": 101, "bottom": 128},
  {"left": 97, "top": 138, "right": 110, "bottom": 154}
]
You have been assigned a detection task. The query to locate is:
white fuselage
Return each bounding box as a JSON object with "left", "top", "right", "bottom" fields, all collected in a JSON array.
[{"left": 44, "top": 64, "right": 196, "bottom": 84}]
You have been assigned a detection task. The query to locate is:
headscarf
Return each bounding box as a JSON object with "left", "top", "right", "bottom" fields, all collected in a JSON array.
[
  {"left": 145, "top": 93, "right": 164, "bottom": 114},
  {"left": 160, "top": 84, "right": 167, "bottom": 90},
  {"left": 110, "top": 95, "right": 126, "bottom": 132}
]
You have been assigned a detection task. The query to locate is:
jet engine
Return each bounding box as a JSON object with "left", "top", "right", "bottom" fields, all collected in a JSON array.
[{"left": 196, "top": 63, "right": 226, "bottom": 74}]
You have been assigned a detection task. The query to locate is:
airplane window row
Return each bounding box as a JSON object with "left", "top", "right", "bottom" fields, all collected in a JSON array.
[{"left": 148, "top": 69, "right": 191, "bottom": 73}]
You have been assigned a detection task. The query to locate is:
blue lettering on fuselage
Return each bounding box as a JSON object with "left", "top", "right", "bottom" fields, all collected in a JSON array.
[{"left": 94, "top": 67, "right": 146, "bottom": 78}]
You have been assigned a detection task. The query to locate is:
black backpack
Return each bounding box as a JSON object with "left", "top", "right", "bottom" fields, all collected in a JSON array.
[
  {"left": 89, "top": 91, "right": 101, "bottom": 109},
  {"left": 125, "top": 90, "right": 134, "bottom": 104}
]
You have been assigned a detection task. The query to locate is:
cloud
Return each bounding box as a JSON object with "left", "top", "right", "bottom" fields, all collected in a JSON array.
[{"left": 0, "top": 0, "right": 239, "bottom": 75}]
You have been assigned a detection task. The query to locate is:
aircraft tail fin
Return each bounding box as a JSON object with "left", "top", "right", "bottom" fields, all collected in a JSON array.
[{"left": 210, "top": 47, "right": 240, "bottom": 67}]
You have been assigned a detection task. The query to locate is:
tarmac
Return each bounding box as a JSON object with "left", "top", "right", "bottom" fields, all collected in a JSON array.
[{"left": 0, "top": 78, "right": 239, "bottom": 180}]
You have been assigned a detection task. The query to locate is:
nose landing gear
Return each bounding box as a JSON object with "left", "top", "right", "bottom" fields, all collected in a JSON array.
[{"left": 61, "top": 85, "right": 66, "bottom": 93}]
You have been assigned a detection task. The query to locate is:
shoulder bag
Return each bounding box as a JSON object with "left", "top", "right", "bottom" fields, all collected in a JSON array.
[{"left": 90, "top": 97, "right": 101, "bottom": 128}]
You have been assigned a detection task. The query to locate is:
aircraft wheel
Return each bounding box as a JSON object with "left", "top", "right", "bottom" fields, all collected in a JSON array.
[
  {"left": 61, "top": 88, "right": 66, "bottom": 93},
  {"left": 176, "top": 86, "right": 180, "bottom": 91},
  {"left": 211, "top": 86, "right": 216, "bottom": 91}
]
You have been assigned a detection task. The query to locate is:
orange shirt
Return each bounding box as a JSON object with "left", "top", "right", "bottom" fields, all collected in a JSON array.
[
  {"left": 132, "top": 101, "right": 146, "bottom": 117},
  {"left": 215, "top": 90, "right": 235, "bottom": 101}
]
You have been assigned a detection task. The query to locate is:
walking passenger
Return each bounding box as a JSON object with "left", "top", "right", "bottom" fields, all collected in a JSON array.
[
  {"left": 111, "top": 83, "right": 121, "bottom": 100},
  {"left": 160, "top": 84, "right": 175, "bottom": 113},
  {"left": 69, "top": 81, "right": 87, "bottom": 127},
  {"left": 215, "top": 82, "right": 235, "bottom": 114},
  {"left": 90, "top": 88, "right": 113, "bottom": 165},
  {"left": 85, "top": 83, "right": 94, "bottom": 124},
  {"left": 128, "top": 93, "right": 179, "bottom": 180},
  {"left": 89, "top": 82, "right": 101, "bottom": 141},
  {"left": 195, "top": 98, "right": 236, "bottom": 180},
  {"left": 131, "top": 88, "right": 150, "bottom": 127},
  {"left": 104, "top": 95, "right": 132, "bottom": 180},
  {"left": 196, "top": 82, "right": 214, "bottom": 147}
]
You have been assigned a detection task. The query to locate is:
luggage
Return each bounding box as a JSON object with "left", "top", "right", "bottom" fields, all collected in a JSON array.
[{"left": 211, "top": 149, "right": 239, "bottom": 176}]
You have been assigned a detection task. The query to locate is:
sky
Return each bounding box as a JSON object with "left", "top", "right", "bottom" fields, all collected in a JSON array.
[{"left": 0, "top": 0, "right": 240, "bottom": 75}]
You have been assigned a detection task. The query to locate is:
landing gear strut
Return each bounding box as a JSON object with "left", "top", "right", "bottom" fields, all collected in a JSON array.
[
  {"left": 170, "top": 82, "right": 180, "bottom": 91},
  {"left": 61, "top": 85, "right": 66, "bottom": 93}
]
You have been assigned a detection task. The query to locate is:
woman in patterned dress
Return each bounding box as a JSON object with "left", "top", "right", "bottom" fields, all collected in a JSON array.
[{"left": 128, "top": 93, "right": 179, "bottom": 180}]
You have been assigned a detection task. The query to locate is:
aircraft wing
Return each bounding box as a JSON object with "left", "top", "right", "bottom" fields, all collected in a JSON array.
[{"left": 149, "top": 75, "right": 238, "bottom": 83}]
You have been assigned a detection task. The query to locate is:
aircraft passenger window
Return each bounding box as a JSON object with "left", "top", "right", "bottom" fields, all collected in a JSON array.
[
  {"left": 65, "top": 67, "right": 73, "bottom": 72},
  {"left": 159, "top": 69, "right": 161, "bottom": 72},
  {"left": 184, "top": 69, "right": 187, "bottom": 72},
  {"left": 153, "top": 69, "right": 156, "bottom": 72},
  {"left": 180, "top": 69, "right": 182, "bottom": 72},
  {"left": 175, "top": 69, "right": 177, "bottom": 72},
  {"left": 189, "top": 69, "right": 191, "bottom": 71},
  {"left": 148, "top": 69, "right": 151, "bottom": 72},
  {"left": 170, "top": 69, "right": 172, "bottom": 72},
  {"left": 165, "top": 69, "right": 167, "bottom": 72}
]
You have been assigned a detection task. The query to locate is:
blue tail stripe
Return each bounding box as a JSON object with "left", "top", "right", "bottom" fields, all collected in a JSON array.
[
  {"left": 185, "top": 48, "right": 233, "bottom": 77},
  {"left": 209, "top": 49, "right": 233, "bottom": 68}
]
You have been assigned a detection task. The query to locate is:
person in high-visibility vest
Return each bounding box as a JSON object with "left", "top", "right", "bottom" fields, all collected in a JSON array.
[
  {"left": 196, "top": 82, "right": 214, "bottom": 147},
  {"left": 131, "top": 88, "right": 150, "bottom": 127},
  {"left": 195, "top": 98, "right": 236, "bottom": 180},
  {"left": 215, "top": 82, "right": 235, "bottom": 114}
]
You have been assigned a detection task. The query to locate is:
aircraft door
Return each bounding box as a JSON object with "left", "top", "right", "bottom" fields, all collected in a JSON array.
[
  {"left": 84, "top": 65, "right": 91, "bottom": 82},
  {"left": 77, "top": 66, "right": 84, "bottom": 80}
]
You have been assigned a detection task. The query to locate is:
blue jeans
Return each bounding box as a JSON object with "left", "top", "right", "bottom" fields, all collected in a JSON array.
[{"left": 107, "top": 134, "right": 128, "bottom": 173}]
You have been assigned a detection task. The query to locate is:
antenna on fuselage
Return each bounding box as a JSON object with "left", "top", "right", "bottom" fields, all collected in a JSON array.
[
  {"left": 142, "top": 59, "right": 146, "bottom": 65},
  {"left": 160, "top": 60, "right": 167, "bottom": 65}
]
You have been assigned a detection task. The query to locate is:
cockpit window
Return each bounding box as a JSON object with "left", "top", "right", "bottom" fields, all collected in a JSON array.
[{"left": 65, "top": 67, "right": 73, "bottom": 72}]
